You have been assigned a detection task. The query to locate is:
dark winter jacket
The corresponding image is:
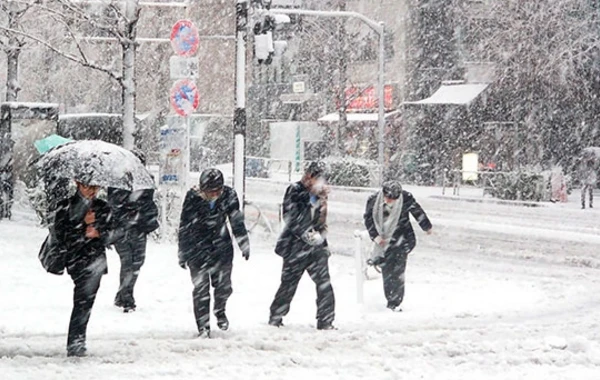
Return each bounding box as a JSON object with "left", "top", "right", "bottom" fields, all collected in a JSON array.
[
  {"left": 108, "top": 188, "right": 159, "bottom": 239},
  {"left": 178, "top": 185, "right": 249, "bottom": 266},
  {"left": 53, "top": 193, "right": 112, "bottom": 275},
  {"left": 275, "top": 181, "right": 328, "bottom": 259},
  {"left": 363, "top": 190, "right": 432, "bottom": 257}
]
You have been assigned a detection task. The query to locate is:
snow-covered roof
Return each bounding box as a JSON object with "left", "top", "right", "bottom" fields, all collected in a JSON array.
[
  {"left": 1, "top": 102, "right": 59, "bottom": 109},
  {"left": 272, "top": 0, "right": 302, "bottom": 6},
  {"left": 403, "top": 83, "right": 489, "bottom": 105},
  {"left": 318, "top": 110, "right": 400, "bottom": 122},
  {"left": 60, "top": 113, "right": 121, "bottom": 119}
]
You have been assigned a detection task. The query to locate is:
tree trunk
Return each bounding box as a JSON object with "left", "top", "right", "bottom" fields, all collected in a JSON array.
[
  {"left": 5, "top": 9, "right": 21, "bottom": 102},
  {"left": 121, "top": 0, "right": 140, "bottom": 150}
]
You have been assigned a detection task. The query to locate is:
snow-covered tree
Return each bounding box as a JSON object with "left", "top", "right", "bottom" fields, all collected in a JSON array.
[
  {"left": 0, "top": 0, "right": 143, "bottom": 149},
  {"left": 0, "top": 0, "right": 40, "bottom": 101},
  {"left": 459, "top": 0, "right": 600, "bottom": 170}
]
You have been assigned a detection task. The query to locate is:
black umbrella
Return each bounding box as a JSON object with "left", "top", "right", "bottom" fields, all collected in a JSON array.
[{"left": 36, "top": 140, "right": 155, "bottom": 191}]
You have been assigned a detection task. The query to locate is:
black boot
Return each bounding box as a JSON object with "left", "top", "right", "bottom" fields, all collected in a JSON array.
[
  {"left": 268, "top": 316, "right": 284, "bottom": 327},
  {"left": 67, "top": 338, "right": 87, "bottom": 357},
  {"left": 197, "top": 326, "right": 211, "bottom": 338},
  {"left": 123, "top": 303, "right": 136, "bottom": 313},
  {"left": 316, "top": 321, "right": 337, "bottom": 330},
  {"left": 114, "top": 295, "right": 124, "bottom": 308},
  {"left": 216, "top": 313, "right": 229, "bottom": 331}
]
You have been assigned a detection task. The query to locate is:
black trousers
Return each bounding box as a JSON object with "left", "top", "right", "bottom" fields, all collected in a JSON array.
[
  {"left": 381, "top": 253, "right": 408, "bottom": 308},
  {"left": 114, "top": 232, "right": 147, "bottom": 307},
  {"left": 270, "top": 247, "right": 335, "bottom": 324},
  {"left": 188, "top": 259, "right": 233, "bottom": 331},
  {"left": 67, "top": 257, "right": 105, "bottom": 351}
]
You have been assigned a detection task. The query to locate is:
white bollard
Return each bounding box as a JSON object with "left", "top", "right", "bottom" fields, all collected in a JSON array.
[{"left": 354, "top": 230, "right": 365, "bottom": 304}]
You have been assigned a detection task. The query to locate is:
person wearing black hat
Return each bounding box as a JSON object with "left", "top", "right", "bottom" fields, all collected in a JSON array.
[
  {"left": 268, "top": 161, "right": 336, "bottom": 330},
  {"left": 49, "top": 176, "right": 112, "bottom": 356},
  {"left": 178, "top": 168, "right": 250, "bottom": 338},
  {"left": 363, "top": 180, "right": 432, "bottom": 312}
]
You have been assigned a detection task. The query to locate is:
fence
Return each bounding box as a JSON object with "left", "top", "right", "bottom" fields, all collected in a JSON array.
[
  {"left": 246, "top": 156, "right": 297, "bottom": 182},
  {"left": 442, "top": 169, "right": 517, "bottom": 196},
  {"left": 247, "top": 155, "right": 381, "bottom": 187},
  {"left": 442, "top": 169, "right": 539, "bottom": 196}
]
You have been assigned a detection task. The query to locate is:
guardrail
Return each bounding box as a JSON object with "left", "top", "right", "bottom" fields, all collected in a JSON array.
[{"left": 246, "top": 155, "right": 381, "bottom": 187}]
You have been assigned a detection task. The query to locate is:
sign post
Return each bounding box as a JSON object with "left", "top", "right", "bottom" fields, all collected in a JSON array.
[{"left": 160, "top": 19, "right": 200, "bottom": 237}]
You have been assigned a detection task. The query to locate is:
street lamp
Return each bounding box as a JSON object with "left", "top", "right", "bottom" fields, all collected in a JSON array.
[{"left": 267, "top": 8, "right": 386, "bottom": 184}]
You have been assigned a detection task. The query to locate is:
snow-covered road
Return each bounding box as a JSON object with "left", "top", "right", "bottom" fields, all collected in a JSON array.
[{"left": 1, "top": 185, "right": 600, "bottom": 379}]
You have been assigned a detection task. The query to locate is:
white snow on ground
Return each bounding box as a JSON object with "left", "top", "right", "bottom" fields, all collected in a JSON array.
[{"left": 2, "top": 183, "right": 600, "bottom": 380}]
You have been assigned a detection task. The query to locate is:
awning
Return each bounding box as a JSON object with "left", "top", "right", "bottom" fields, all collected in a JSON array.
[
  {"left": 318, "top": 110, "right": 400, "bottom": 122},
  {"left": 279, "top": 93, "right": 314, "bottom": 104},
  {"left": 403, "top": 83, "right": 488, "bottom": 105}
]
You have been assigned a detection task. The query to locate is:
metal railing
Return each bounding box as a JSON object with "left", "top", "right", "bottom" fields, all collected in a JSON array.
[
  {"left": 441, "top": 169, "right": 550, "bottom": 199},
  {"left": 246, "top": 155, "right": 381, "bottom": 187}
]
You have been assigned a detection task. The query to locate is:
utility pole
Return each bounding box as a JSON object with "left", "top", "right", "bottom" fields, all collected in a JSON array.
[
  {"left": 335, "top": 0, "right": 348, "bottom": 156},
  {"left": 234, "top": 0, "right": 248, "bottom": 205}
]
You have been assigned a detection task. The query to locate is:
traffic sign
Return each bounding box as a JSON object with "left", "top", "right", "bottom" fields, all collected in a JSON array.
[
  {"left": 169, "top": 79, "right": 200, "bottom": 116},
  {"left": 169, "top": 56, "right": 199, "bottom": 79},
  {"left": 159, "top": 126, "right": 186, "bottom": 185},
  {"left": 292, "top": 81, "right": 305, "bottom": 93},
  {"left": 170, "top": 20, "right": 199, "bottom": 57}
]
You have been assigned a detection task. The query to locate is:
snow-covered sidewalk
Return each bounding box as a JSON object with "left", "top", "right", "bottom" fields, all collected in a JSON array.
[{"left": 2, "top": 186, "right": 600, "bottom": 380}]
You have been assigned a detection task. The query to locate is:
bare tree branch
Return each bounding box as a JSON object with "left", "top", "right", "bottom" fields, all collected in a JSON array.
[
  {"left": 49, "top": 13, "right": 93, "bottom": 67},
  {"left": 0, "top": 25, "right": 121, "bottom": 81}
]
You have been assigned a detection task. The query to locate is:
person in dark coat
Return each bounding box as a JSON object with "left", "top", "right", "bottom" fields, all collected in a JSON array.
[
  {"left": 108, "top": 187, "right": 159, "bottom": 312},
  {"left": 178, "top": 168, "right": 250, "bottom": 338},
  {"left": 363, "top": 181, "right": 432, "bottom": 312},
  {"left": 52, "top": 178, "right": 112, "bottom": 357},
  {"left": 269, "top": 161, "right": 336, "bottom": 330}
]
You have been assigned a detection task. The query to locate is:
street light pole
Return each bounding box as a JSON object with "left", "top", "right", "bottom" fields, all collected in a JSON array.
[
  {"left": 268, "top": 8, "right": 386, "bottom": 184},
  {"left": 377, "top": 22, "right": 385, "bottom": 185},
  {"left": 234, "top": 0, "right": 248, "bottom": 206}
]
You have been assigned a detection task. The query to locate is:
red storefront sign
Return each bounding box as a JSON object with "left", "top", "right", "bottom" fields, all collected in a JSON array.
[{"left": 340, "top": 85, "right": 394, "bottom": 111}]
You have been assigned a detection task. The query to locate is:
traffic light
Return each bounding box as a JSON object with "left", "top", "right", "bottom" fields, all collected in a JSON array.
[{"left": 254, "top": 15, "right": 276, "bottom": 64}]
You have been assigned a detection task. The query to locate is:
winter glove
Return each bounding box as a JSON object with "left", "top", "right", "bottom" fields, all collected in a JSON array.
[
  {"left": 236, "top": 236, "right": 250, "bottom": 261},
  {"left": 311, "top": 232, "right": 324, "bottom": 246},
  {"left": 301, "top": 230, "right": 325, "bottom": 246}
]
